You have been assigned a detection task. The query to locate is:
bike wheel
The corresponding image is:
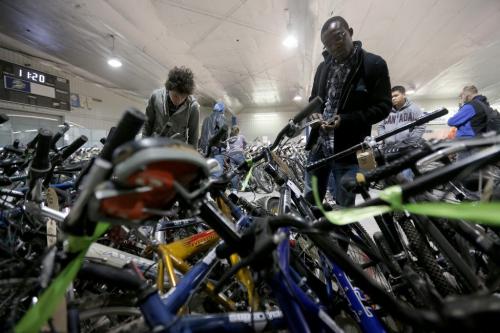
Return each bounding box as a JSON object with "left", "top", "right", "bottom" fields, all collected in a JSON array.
[
  {"left": 79, "top": 307, "right": 143, "bottom": 333},
  {"left": 254, "top": 196, "right": 280, "bottom": 215},
  {"left": 397, "top": 215, "right": 458, "bottom": 297},
  {"left": 77, "top": 294, "right": 142, "bottom": 333},
  {"left": 252, "top": 165, "right": 275, "bottom": 193}
]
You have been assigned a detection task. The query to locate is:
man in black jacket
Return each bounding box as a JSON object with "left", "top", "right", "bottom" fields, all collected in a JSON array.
[{"left": 304, "top": 16, "right": 391, "bottom": 206}]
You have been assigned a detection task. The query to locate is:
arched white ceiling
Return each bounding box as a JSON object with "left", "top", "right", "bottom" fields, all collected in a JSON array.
[{"left": 0, "top": 0, "right": 499, "bottom": 112}]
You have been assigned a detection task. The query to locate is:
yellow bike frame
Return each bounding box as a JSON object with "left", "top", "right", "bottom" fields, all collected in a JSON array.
[{"left": 154, "top": 195, "right": 260, "bottom": 311}]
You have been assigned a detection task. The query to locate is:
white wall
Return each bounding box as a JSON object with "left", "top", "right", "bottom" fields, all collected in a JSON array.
[
  {"left": 236, "top": 106, "right": 301, "bottom": 143},
  {"left": 411, "top": 97, "right": 459, "bottom": 139}
]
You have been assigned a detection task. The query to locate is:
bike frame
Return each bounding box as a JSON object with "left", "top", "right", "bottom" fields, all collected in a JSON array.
[
  {"left": 136, "top": 210, "right": 338, "bottom": 332},
  {"left": 270, "top": 149, "right": 387, "bottom": 333}
]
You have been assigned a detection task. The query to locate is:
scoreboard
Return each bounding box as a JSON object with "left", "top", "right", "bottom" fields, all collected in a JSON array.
[{"left": 0, "top": 59, "right": 70, "bottom": 111}]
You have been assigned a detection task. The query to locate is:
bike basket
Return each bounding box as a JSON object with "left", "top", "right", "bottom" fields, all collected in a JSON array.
[{"left": 97, "top": 138, "right": 209, "bottom": 221}]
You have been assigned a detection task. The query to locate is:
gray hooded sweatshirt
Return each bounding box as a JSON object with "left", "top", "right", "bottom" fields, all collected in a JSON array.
[
  {"left": 377, "top": 99, "right": 425, "bottom": 145},
  {"left": 142, "top": 87, "right": 200, "bottom": 148}
]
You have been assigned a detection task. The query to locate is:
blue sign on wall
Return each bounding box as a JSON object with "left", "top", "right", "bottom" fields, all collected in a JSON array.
[{"left": 4, "top": 75, "right": 31, "bottom": 93}]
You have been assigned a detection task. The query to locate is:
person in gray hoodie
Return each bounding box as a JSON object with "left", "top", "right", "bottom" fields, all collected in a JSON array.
[
  {"left": 378, "top": 85, "right": 425, "bottom": 181},
  {"left": 377, "top": 85, "right": 425, "bottom": 146},
  {"left": 142, "top": 66, "right": 200, "bottom": 148}
]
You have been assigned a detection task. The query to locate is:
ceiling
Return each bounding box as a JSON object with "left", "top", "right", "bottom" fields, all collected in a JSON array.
[{"left": 0, "top": 0, "right": 500, "bottom": 113}]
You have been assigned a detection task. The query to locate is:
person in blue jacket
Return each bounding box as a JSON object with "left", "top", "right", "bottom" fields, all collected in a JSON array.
[
  {"left": 448, "top": 85, "right": 488, "bottom": 139},
  {"left": 199, "top": 101, "right": 227, "bottom": 177}
]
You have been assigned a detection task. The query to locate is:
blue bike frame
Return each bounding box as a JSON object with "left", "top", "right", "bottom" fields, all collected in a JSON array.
[
  {"left": 284, "top": 179, "right": 386, "bottom": 333},
  {"left": 137, "top": 246, "right": 286, "bottom": 332}
]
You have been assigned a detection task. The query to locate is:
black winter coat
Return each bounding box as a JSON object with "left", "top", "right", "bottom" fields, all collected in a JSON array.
[{"left": 309, "top": 46, "right": 392, "bottom": 163}]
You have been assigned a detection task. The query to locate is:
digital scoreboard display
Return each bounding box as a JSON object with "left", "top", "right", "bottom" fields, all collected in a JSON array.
[{"left": 0, "top": 59, "right": 70, "bottom": 110}]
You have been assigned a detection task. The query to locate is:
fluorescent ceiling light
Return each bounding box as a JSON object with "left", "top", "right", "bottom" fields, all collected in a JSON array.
[
  {"left": 406, "top": 89, "right": 415, "bottom": 95},
  {"left": 282, "top": 35, "right": 298, "bottom": 48},
  {"left": 107, "top": 58, "right": 122, "bottom": 68},
  {"left": 293, "top": 95, "right": 302, "bottom": 101},
  {"left": 25, "top": 129, "right": 38, "bottom": 132}
]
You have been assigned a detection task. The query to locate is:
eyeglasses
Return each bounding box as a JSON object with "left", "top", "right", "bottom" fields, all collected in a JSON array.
[{"left": 322, "top": 30, "right": 347, "bottom": 45}]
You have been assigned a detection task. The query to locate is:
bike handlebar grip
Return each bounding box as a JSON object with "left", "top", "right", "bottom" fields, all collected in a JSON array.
[
  {"left": 107, "top": 126, "right": 116, "bottom": 140},
  {"left": 292, "top": 96, "right": 323, "bottom": 124},
  {"left": 99, "top": 127, "right": 115, "bottom": 146},
  {"left": 31, "top": 129, "right": 52, "bottom": 172},
  {"left": 61, "top": 135, "right": 88, "bottom": 160},
  {"left": 26, "top": 133, "right": 40, "bottom": 150},
  {"left": 50, "top": 131, "right": 64, "bottom": 148},
  {"left": 99, "top": 108, "right": 145, "bottom": 162},
  {"left": 205, "top": 124, "right": 228, "bottom": 157}
]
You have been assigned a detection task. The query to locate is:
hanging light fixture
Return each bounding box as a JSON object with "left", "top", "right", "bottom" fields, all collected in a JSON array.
[
  {"left": 107, "top": 58, "right": 122, "bottom": 68},
  {"left": 107, "top": 35, "right": 122, "bottom": 68},
  {"left": 282, "top": 9, "right": 298, "bottom": 49},
  {"left": 283, "top": 35, "right": 298, "bottom": 48}
]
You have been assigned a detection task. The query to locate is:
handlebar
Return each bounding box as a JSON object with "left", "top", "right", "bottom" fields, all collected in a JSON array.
[
  {"left": 100, "top": 108, "right": 145, "bottom": 162},
  {"left": 50, "top": 122, "right": 70, "bottom": 149},
  {"left": 26, "top": 133, "right": 40, "bottom": 150},
  {"left": 31, "top": 129, "right": 52, "bottom": 173},
  {"left": 205, "top": 124, "right": 228, "bottom": 158},
  {"left": 61, "top": 135, "right": 88, "bottom": 161},
  {"left": 28, "top": 129, "right": 52, "bottom": 194},
  {"left": 237, "top": 97, "right": 323, "bottom": 172},
  {"left": 306, "top": 108, "right": 449, "bottom": 172}
]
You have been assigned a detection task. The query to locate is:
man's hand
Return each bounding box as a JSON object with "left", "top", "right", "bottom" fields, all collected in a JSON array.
[
  {"left": 321, "top": 115, "right": 341, "bottom": 132},
  {"left": 308, "top": 113, "right": 323, "bottom": 122}
]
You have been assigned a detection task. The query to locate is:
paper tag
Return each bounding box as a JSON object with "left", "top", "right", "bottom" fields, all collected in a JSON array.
[
  {"left": 356, "top": 148, "right": 377, "bottom": 171},
  {"left": 46, "top": 188, "right": 59, "bottom": 247}
]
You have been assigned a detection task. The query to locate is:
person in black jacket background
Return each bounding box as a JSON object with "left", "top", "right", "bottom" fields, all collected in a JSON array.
[{"left": 304, "top": 16, "right": 391, "bottom": 207}]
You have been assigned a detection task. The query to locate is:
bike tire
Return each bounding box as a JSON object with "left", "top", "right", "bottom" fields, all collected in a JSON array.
[
  {"left": 252, "top": 165, "right": 275, "bottom": 194},
  {"left": 397, "top": 216, "right": 457, "bottom": 297},
  {"left": 373, "top": 231, "right": 426, "bottom": 308}
]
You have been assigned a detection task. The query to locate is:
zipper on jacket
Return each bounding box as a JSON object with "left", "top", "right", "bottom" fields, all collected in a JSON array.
[{"left": 339, "top": 52, "right": 363, "bottom": 112}]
